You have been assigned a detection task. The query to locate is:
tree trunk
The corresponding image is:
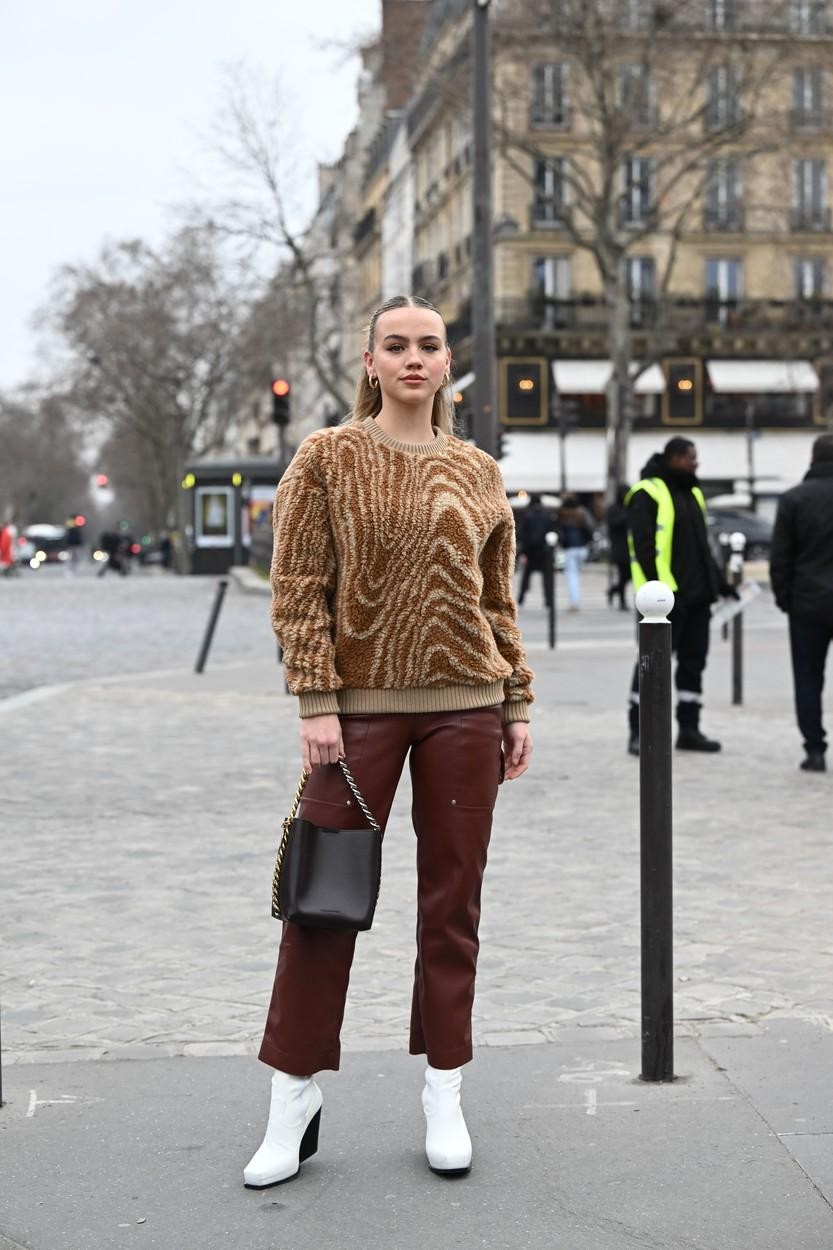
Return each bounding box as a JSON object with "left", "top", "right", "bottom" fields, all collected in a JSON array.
[{"left": 605, "top": 261, "right": 633, "bottom": 508}]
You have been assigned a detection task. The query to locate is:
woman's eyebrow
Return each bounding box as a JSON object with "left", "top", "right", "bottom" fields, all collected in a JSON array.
[{"left": 382, "top": 333, "right": 443, "bottom": 344}]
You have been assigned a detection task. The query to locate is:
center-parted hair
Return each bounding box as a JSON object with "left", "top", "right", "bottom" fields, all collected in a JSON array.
[{"left": 345, "top": 295, "right": 457, "bottom": 436}]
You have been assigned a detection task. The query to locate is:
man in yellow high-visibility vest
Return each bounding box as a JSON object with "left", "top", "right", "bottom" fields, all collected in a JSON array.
[{"left": 626, "top": 437, "right": 738, "bottom": 756}]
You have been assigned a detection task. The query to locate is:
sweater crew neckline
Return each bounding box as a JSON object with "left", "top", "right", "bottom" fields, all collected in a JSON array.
[{"left": 360, "top": 415, "right": 450, "bottom": 458}]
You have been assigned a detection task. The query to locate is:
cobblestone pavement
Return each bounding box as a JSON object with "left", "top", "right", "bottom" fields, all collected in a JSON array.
[{"left": 2, "top": 567, "right": 831, "bottom": 1066}]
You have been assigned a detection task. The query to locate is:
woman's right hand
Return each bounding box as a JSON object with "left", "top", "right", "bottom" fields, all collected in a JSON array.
[{"left": 300, "top": 714, "right": 345, "bottom": 772}]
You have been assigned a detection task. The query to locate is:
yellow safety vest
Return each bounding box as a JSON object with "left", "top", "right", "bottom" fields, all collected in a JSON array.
[{"left": 625, "top": 477, "right": 707, "bottom": 592}]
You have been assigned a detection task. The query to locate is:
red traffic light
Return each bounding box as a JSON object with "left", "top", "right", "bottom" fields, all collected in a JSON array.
[
  {"left": 95, "top": 474, "right": 109, "bottom": 488},
  {"left": 271, "top": 378, "right": 290, "bottom": 397},
  {"left": 75, "top": 514, "right": 86, "bottom": 527}
]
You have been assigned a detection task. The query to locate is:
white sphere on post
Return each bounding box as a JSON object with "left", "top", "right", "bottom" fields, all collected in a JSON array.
[{"left": 635, "top": 580, "right": 675, "bottom": 623}]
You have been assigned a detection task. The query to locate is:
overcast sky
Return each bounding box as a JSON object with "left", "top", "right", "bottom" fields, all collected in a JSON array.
[{"left": 0, "top": 0, "right": 381, "bottom": 392}]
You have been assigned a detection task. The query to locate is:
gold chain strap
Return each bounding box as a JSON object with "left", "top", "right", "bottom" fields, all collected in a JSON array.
[{"left": 271, "top": 770, "right": 310, "bottom": 920}]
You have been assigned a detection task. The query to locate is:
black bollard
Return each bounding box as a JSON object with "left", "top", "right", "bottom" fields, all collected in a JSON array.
[
  {"left": 729, "top": 532, "right": 746, "bottom": 707},
  {"left": 545, "top": 532, "right": 558, "bottom": 650},
  {"left": 637, "top": 580, "right": 675, "bottom": 1083},
  {"left": 195, "top": 579, "right": 229, "bottom": 674},
  {"left": 718, "top": 533, "right": 731, "bottom": 642}
]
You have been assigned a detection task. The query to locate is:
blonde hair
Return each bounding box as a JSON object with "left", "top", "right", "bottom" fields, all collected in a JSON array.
[{"left": 345, "top": 295, "right": 457, "bottom": 436}]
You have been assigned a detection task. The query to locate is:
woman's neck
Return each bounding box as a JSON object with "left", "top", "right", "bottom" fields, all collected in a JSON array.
[{"left": 374, "top": 401, "right": 436, "bottom": 444}]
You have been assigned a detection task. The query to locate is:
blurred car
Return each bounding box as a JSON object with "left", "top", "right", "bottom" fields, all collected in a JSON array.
[
  {"left": 24, "top": 524, "right": 70, "bottom": 567},
  {"left": 15, "top": 535, "right": 36, "bottom": 564},
  {"left": 707, "top": 509, "right": 773, "bottom": 561}
]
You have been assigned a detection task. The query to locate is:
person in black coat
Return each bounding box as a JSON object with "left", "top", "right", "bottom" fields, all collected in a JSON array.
[
  {"left": 517, "top": 494, "right": 555, "bottom": 607},
  {"left": 769, "top": 433, "right": 833, "bottom": 773},
  {"left": 626, "top": 438, "right": 737, "bottom": 755}
]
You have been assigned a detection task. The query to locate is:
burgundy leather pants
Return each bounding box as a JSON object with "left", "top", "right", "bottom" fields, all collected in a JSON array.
[{"left": 259, "top": 706, "right": 504, "bottom": 1075}]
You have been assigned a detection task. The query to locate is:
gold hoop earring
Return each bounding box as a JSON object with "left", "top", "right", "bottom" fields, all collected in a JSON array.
[
  {"left": 369, "top": 375, "right": 378, "bottom": 390},
  {"left": 443, "top": 370, "right": 451, "bottom": 385}
]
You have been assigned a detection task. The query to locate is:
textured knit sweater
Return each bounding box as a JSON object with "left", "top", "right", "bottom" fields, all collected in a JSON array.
[{"left": 270, "top": 415, "right": 534, "bottom": 723}]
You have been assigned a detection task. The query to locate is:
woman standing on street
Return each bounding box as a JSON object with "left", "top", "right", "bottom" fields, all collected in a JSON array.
[{"left": 244, "top": 294, "right": 534, "bottom": 1188}]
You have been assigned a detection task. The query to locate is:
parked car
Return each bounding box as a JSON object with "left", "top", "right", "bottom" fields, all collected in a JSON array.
[
  {"left": 707, "top": 509, "right": 773, "bottom": 561},
  {"left": 24, "top": 524, "right": 70, "bottom": 567}
]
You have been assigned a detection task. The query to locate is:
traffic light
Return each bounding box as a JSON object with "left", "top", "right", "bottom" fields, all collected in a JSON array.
[
  {"left": 95, "top": 473, "right": 109, "bottom": 488},
  {"left": 663, "top": 359, "right": 702, "bottom": 424},
  {"left": 271, "top": 378, "right": 291, "bottom": 426}
]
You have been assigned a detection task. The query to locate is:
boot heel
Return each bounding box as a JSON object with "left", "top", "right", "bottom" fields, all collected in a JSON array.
[{"left": 299, "top": 1108, "right": 321, "bottom": 1162}]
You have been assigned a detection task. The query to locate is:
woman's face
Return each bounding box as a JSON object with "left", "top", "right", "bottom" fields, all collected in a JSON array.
[{"left": 365, "top": 307, "right": 451, "bottom": 405}]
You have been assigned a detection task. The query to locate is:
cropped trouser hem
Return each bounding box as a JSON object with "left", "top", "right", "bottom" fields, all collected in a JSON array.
[{"left": 258, "top": 1038, "right": 340, "bottom": 1077}]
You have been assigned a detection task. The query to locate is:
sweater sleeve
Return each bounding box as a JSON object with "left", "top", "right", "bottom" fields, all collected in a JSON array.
[
  {"left": 270, "top": 436, "right": 343, "bottom": 717},
  {"left": 479, "top": 506, "right": 535, "bottom": 724}
]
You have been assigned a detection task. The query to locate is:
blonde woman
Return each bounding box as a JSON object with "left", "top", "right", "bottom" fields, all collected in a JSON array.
[{"left": 244, "top": 294, "right": 534, "bottom": 1188}]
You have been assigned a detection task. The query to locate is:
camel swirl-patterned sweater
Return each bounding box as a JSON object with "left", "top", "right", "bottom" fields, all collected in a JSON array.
[{"left": 270, "top": 415, "right": 535, "bottom": 724}]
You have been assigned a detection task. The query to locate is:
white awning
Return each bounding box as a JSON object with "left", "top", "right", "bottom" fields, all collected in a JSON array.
[
  {"left": 706, "top": 359, "right": 819, "bottom": 393},
  {"left": 552, "top": 361, "right": 666, "bottom": 395},
  {"left": 450, "top": 371, "right": 475, "bottom": 393}
]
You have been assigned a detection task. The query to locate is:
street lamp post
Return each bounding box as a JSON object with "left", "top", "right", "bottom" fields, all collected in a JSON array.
[{"left": 471, "top": 0, "right": 498, "bottom": 459}]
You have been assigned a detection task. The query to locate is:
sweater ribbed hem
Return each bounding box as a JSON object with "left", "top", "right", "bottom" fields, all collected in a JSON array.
[
  {"left": 297, "top": 681, "right": 521, "bottom": 718},
  {"left": 360, "top": 415, "right": 450, "bottom": 458}
]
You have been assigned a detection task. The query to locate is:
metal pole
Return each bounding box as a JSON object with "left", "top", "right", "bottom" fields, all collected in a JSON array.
[
  {"left": 471, "top": 0, "right": 497, "bottom": 459},
  {"left": 545, "top": 531, "right": 558, "bottom": 649},
  {"left": 637, "top": 580, "right": 676, "bottom": 1083},
  {"left": 195, "top": 578, "right": 229, "bottom": 674},
  {"left": 718, "top": 532, "right": 730, "bottom": 642},
  {"left": 729, "top": 531, "right": 746, "bottom": 707}
]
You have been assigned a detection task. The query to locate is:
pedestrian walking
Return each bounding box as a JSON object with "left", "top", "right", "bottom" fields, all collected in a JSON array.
[
  {"left": 769, "top": 433, "right": 833, "bottom": 773},
  {"left": 0, "top": 518, "right": 15, "bottom": 577},
  {"left": 605, "top": 486, "right": 631, "bottom": 611},
  {"left": 517, "top": 493, "right": 555, "bottom": 606},
  {"left": 557, "top": 494, "right": 593, "bottom": 610},
  {"left": 245, "top": 294, "right": 535, "bottom": 1189},
  {"left": 626, "top": 437, "right": 737, "bottom": 756}
]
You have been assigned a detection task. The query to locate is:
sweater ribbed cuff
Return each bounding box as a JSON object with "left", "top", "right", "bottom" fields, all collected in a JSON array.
[
  {"left": 298, "top": 690, "right": 341, "bottom": 718},
  {"left": 502, "top": 700, "right": 531, "bottom": 725}
]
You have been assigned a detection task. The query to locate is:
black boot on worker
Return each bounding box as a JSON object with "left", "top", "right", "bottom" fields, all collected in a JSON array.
[
  {"left": 800, "top": 751, "right": 826, "bottom": 773},
  {"left": 676, "top": 727, "right": 722, "bottom": 753}
]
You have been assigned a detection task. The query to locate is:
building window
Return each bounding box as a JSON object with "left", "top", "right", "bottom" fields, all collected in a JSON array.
[
  {"left": 627, "top": 256, "right": 656, "bottom": 326},
  {"left": 795, "top": 257, "right": 826, "bottom": 298},
  {"left": 533, "top": 158, "right": 568, "bottom": 227},
  {"left": 791, "top": 1, "right": 828, "bottom": 35},
  {"left": 532, "top": 256, "right": 571, "bottom": 327},
  {"left": 531, "top": 63, "right": 570, "bottom": 128},
  {"left": 620, "top": 0, "right": 652, "bottom": 30},
  {"left": 619, "top": 65, "right": 655, "bottom": 129},
  {"left": 793, "top": 67, "right": 824, "bottom": 130},
  {"left": 621, "top": 157, "right": 655, "bottom": 227},
  {"left": 704, "top": 159, "right": 743, "bottom": 230},
  {"left": 709, "top": 0, "right": 736, "bottom": 31},
  {"left": 705, "top": 65, "right": 742, "bottom": 131},
  {"left": 705, "top": 257, "right": 743, "bottom": 324},
  {"left": 792, "top": 159, "right": 829, "bottom": 229}
]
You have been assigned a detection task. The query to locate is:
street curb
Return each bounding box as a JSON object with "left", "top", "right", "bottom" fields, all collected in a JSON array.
[{"left": 228, "top": 564, "right": 270, "bottom": 596}]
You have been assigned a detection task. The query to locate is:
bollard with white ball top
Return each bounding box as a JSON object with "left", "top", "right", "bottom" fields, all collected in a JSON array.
[
  {"left": 544, "top": 530, "right": 558, "bottom": 649},
  {"left": 636, "top": 580, "right": 675, "bottom": 1082},
  {"left": 729, "top": 531, "right": 746, "bottom": 706}
]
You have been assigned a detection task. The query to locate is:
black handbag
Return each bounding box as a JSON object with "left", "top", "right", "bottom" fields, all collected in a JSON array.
[{"left": 271, "top": 760, "right": 382, "bottom": 931}]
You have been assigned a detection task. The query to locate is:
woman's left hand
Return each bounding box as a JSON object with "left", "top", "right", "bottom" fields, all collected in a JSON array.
[{"left": 502, "top": 722, "right": 532, "bottom": 780}]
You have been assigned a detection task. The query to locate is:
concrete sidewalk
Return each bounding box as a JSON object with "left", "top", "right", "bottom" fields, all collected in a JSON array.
[
  {"left": 2, "top": 575, "right": 832, "bottom": 1246},
  {"left": 2, "top": 1022, "right": 832, "bottom": 1250}
]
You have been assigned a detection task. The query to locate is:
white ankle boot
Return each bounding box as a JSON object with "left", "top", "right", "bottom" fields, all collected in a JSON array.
[
  {"left": 422, "top": 1065, "right": 472, "bottom": 1175},
  {"left": 243, "top": 1069, "right": 323, "bottom": 1189}
]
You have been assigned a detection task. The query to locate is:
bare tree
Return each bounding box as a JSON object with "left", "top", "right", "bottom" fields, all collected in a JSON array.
[
  {"left": 493, "top": 0, "right": 794, "bottom": 500},
  {"left": 0, "top": 392, "right": 90, "bottom": 527},
  {"left": 188, "top": 67, "right": 354, "bottom": 414},
  {"left": 44, "top": 227, "right": 246, "bottom": 567}
]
